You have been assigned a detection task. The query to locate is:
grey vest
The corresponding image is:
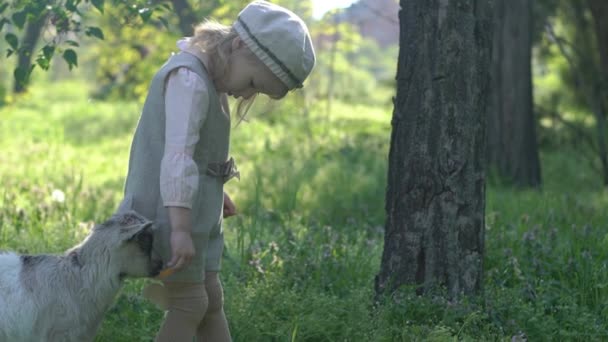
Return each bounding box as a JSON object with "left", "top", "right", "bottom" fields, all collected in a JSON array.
[{"left": 122, "top": 51, "right": 231, "bottom": 241}]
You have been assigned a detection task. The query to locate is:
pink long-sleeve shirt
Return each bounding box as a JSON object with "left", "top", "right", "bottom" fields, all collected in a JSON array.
[{"left": 160, "top": 39, "right": 229, "bottom": 208}]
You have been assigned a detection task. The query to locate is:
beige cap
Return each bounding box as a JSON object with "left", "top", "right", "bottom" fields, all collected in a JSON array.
[{"left": 233, "top": 1, "right": 316, "bottom": 90}]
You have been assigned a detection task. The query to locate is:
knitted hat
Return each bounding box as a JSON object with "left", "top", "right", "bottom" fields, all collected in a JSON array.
[{"left": 233, "top": 1, "right": 316, "bottom": 89}]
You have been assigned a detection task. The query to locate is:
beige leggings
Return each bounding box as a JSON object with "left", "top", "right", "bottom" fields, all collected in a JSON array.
[{"left": 155, "top": 272, "right": 231, "bottom": 342}]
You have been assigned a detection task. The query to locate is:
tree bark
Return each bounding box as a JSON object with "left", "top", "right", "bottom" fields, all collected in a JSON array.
[
  {"left": 588, "top": 0, "right": 608, "bottom": 81},
  {"left": 13, "top": 14, "right": 47, "bottom": 93},
  {"left": 567, "top": 2, "right": 608, "bottom": 185},
  {"left": 588, "top": 1, "right": 608, "bottom": 185},
  {"left": 487, "top": 0, "right": 541, "bottom": 187},
  {"left": 375, "top": 0, "right": 493, "bottom": 298}
]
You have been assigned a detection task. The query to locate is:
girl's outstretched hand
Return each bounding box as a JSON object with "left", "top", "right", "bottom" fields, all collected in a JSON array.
[
  {"left": 168, "top": 230, "right": 195, "bottom": 270},
  {"left": 167, "top": 207, "right": 195, "bottom": 270},
  {"left": 223, "top": 192, "right": 237, "bottom": 218}
]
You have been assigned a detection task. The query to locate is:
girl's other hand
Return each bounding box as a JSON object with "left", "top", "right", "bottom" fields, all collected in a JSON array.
[
  {"left": 168, "top": 231, "right": 195, "bottom": 270},
  {"left": 223, "top": 192, "right": 237, "bottom": 218}
]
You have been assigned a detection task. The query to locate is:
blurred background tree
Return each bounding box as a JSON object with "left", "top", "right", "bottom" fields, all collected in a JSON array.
[
  {"left": 488, "top": 0, "right": 541, "bottom": 188},
  {"left": 2, "top": 0, "right": 608, "bottom": 191},
  {"left": 2, "top": 0, "right": 608, "bottom": 186},
  {"left": 532, "top": 0, "right": 608, "bottom": 186},
  {"left": 0, "top": 0, "right": 397, "bottom": 104}
]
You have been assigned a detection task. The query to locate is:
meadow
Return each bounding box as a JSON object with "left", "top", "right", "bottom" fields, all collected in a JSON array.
[{"left": 1, "top": 79, "right": 608, "bottom": 341}]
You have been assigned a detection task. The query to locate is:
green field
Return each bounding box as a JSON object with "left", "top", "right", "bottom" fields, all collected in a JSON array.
[{"left": 1, "top": 80, "right": 608, "bottom": 341}]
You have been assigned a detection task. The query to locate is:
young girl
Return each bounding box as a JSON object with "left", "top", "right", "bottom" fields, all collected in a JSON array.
[{"left": 118, "top": 1, "right": 315, "bottom": 341}]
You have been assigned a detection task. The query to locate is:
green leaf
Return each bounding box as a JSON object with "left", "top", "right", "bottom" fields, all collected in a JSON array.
[
  {"left": 36, "top": 55, "right": 50, "bottom": 70},
  {"left": 5, "top": 33, "right": 18, "bottom": 50},
  {"left": 62, "top": 49, "right": 78, "bottom": 70},
  {"left": 42, "top": 44, "right": 55, "bottom": 60},
  {"left": 91, "top": 0, "right": 104, "bottom": 13},
  {"left": 13, "top": 65, "right": 33, "bottom": 87},
  {"left": 14, "top": 67, "right": 27, "bottom": 84},
  {"left": 85, "top": 26, "right": 104, "bottom": 40},
  {"left": 66, "top": 0, "right": 77, "bottom": 12},
  {"left": 11, "top": 10, "right": 27, "bottom": 29},
  {"left": 6, "top": 48, "right": 13, "bottom": 58},
  {"left": 138, "top": 7, "right": 152, "bottom": 22},
  {"left": 28, "top": 1, "right": 48, "bottom": 18},
  {"left": 158, "top": 16, "right": 169, "bottom": 29},
  {"left": 0, "top": 2, "right": 8, "bottom": 14},
  {"left": 65, "top": 40, "right": 80, "bottom": 47},
  {"left": 0, "top": 18, "right": 8, "bottom": 31}
]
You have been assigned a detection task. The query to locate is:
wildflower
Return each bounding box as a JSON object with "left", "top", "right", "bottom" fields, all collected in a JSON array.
[
  {"left": 51, "top": 189, "right": 65, "bottom": 203},
  {"left": 249, "top": 258, "right": 265, "bottom": 274}
]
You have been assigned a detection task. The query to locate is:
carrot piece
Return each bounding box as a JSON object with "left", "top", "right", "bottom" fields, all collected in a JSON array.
[{"left": 157, "top": 268, "right": 176, "bottom": 278}]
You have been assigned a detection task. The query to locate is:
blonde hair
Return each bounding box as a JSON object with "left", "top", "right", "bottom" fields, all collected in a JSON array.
[{"left": 189, "top": 19, "right": 258, "bottom": 124}]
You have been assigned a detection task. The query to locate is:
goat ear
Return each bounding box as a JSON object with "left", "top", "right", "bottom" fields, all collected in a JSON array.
[
  {"left": 98, "top": 210, "right": 150, "bottom": 231},
  {"left": 115, "top": 211, "right": 149, "bottom": 227},
  {"left": 124, "top": 221, "right": 155, "bottom": 241}
]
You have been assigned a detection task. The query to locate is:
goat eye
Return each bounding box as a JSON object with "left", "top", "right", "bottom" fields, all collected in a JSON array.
[{"left": 135, "top": 233, "right": 153, "bottom": 252}]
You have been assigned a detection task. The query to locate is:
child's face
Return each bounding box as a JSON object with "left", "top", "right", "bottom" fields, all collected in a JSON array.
[{"left": 215, "top": 37, "right": 288, "bottom": 100}]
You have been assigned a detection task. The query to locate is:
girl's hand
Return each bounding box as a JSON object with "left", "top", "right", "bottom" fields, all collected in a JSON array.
[
  {"left": 168, "top": 230, "right": 195, "bottom": 270},
  {"left": 223, "top": 192, "right": 237, "bottom": 218},
  {"left": 167, "top": 207, "right": 194, "bottom": 270}
]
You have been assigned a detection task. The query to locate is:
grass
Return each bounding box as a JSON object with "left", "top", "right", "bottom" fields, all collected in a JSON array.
[{"left": 1, "top": 79, "right": 608, "bottom": 341}]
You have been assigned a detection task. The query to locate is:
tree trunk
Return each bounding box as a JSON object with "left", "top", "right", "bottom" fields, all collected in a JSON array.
[
  {"left": 487, "top": 0, "right": 541, "bottom": 187},
  {"left": 588, "top": 0, "right": 608, "bottom": 81},
  {"left": 13, "top": 14, "right": 47, "bottom": 93},
  {"left": 375, "top": 0, "right": 493, "bottom": 298},
  {"left": 171, "top": 0, "right": 199, "bottom": 36},
  {"left": 326, "top": 16, "right": 338, "bottom": 118},
  {"left": 588, "top": 0, "right": 608, "bottom": 185},
  {"left": 569, "top": 1, "right": 608, "bottom": 185}
]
